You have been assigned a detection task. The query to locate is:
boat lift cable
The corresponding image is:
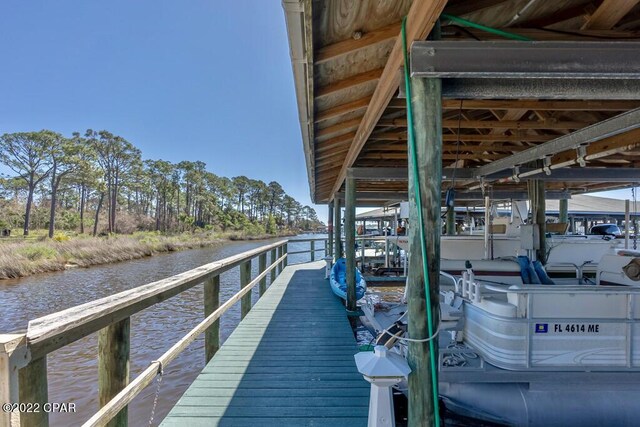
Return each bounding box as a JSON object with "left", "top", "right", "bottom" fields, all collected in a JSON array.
[{"left": 401, "top": 16, "right": 441, "bottom": 426}]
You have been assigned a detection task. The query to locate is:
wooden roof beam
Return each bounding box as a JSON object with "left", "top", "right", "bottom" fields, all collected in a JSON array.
[
  {"left": 582, "top": 0, "right": 640, "bottom": 29},
  {"left": 315, "top": 22, "right": 401, "bottom": 64},
  {"left": 370, "top": 131, "right": 555, "bottom": 142},
  {"left": 328, "top": 0, "right": 449, "bottom": 199},
  {"left": 377, "top": 118, "right": 592, "bottom": 130},
  {"left": 315, "top": 68, "right": 383, "bottom": 99},
  {"left": 441, "top": 100, "right": 640, "bottom": 111},
  {"left": 315, "top": 97, "right": 372, "bottom": 123},
  {"left": 315, "top": 117, "right": 362, "bottom": 140}
]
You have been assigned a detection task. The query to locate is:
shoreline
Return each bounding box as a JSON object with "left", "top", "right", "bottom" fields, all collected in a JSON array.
[{"left": 0, "top": 231, "right": 298, "bottom": 280}]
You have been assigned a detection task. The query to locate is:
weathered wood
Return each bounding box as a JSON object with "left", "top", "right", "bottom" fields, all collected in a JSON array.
[
  {"left": 270, "top": 249, "right": 277, "bottom": 283},
  {"left": 377, "top": 118, "right": 592, "bottom": 130},
  {"left": 161, "top": 262, "right": 368, "bottom": 426},
  {"left": 328, "top": 202, "right": 334, "bottom": 258},
  {"left": 407, "top": 74, "right": 442, "bottom": 425},
  {"left": 532, "top": 179, "right": 547, "bottom": 263},
  {"left": 98, "top": 318, "right": 130, "bottom": 427},
  {"left": 283, "top": 244, "right": 288, "bottom": 268},
  {"left": 277, "top": 246, "right": 283, "bottom": 274},
  {"left": 334, "top": 199, "right": 342, "bottom": 258},
  {"left": 315, "top": 22, "right": 400, "bottom": 64},
  {"left": 19, "top": 357, "right": 49, "bottom": 427},
  {"left": 328, "top": 0, "right": 460, "bottom": 199},
  {"left": 204, "top": 275, "right": 220, "bottom": 363},
  {"left": 310, "top": 240, "right": 315, "bottom": 261},
  {"left": 258, "top": 253, "right": 267, "bottom": 296},
  {"left": 559, "top": 198, "right": 569, "bottom": 224},
  {"left": 582, "top": 0, "right": 640, "bottom": 30},
  {"left": 26, "top": 240, "right": 287, "bottom": 360},
  {"left": 85, "top": 254, "right": 286, "bottom": 427},
  {"left": 446, "top": 203, "right": 455, "bottom": 236},
  {"left": 345, "top": 175, "right": 357, "bottom": 312},
  {"left": 1, "top": 335, "right": 27, "bottom": 427},
  {"left": 240, "top": 261, "right": 252, "bottom": 320},
  {"left": 316, "top": 97, "right": 372, "bottom": 124}
]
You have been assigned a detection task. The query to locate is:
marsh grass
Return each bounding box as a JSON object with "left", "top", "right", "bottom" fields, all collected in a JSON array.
[{"left": 0, "top": 231, "right": 227, "bottom": 279}]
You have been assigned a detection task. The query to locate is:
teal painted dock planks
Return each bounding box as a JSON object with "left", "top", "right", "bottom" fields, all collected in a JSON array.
[{"left": 161, "top": 261, "right": 369, "bottom": 426}]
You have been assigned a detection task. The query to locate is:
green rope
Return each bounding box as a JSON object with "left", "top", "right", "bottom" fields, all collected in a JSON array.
[
  {"left": 401, "top": 17, "right": 441, "bottom": 427},
  {"left": 441, "top": 13, "right": 533, "bottom": 41}
]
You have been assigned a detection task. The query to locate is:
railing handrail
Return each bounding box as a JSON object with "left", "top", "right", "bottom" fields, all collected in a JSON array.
[
  {"left": 82, "top": 252, "right": 288, "bottom": 427},
  {"left": 26, "top": 239, "right": 288, "bottom": 360}
]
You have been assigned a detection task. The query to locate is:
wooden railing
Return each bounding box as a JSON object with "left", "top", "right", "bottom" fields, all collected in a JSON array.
[{"left": 0, "top": 237, "right": 327, "bottom": 427}]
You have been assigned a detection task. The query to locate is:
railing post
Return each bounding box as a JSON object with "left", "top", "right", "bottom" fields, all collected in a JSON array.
[
  {"left": 259, "top": 253, "right": 267, "bottom": 296},
  {"left": 270, "top": 248, "right": 277, "bottom": 283},
  {"left": 240, "top": 260, "right": 252, "bottom": 319},
  {"left": 283, "top": 243, "right": 288, "bottom": 268},
  {"left": 277, "top": 246, "right": 283, "bottom": 274},
  {"left": 204, "top": 275, "right": 220, "bottom": 363},
  {"left": 18, "top": 356, "right": 49, "bottom": 427},
  {"left": 310, "top": 240, "right": 315, "bottom": 262},
  {"left": 1, "top": 334, "right": 28, "bottom": 427},
  {"left": 98, "top": 318, "right": 130, "bottom": 427}
]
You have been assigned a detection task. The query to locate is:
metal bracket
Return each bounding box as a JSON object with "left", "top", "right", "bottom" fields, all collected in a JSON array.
[
  {"left": 542, "top": 156, "right": 552, "bottom": 176},
  {"left": 512, "top": 166, "right": 521, "bottom": 183},
  {"left": 576, "top": 145, "right": 588, "bottom": 167}
]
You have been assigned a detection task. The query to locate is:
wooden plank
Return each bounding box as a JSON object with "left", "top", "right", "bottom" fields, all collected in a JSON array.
[
  {"left": 258, "top": 253, "right": 267, "bottom": 296},
  {"left": 98, "top": 318, "right": 130, "bottom": 427},
  {"left": 204, "top": 275, "right": 220, "bottom": 362},
  {"left": 315, "top": 68, "right": 384, "bottom": 99},
  {"left": 371, "top": 131, "right": 554, "bottom": 142},
  {"left": 377, "top": 118, "right": 592, "bottom": 129},
  {"left": 329, "top": 0, "right": 449, "bottom": 199},
  {"left": 316, "top": 97, "right": 371, "bottom": 123},
  {"left": 582, "top": 0, "right": 640, "bottom": 29},
  {"left": 316, "top": 22, "right": 401, "bottom": 64},
  {"left": 162, "top": 262, "right": 368, "bottom": 426},
  {"left": 316, "top": 117, "right": 362, "bottom": 140},
  {"left": 18, "top": 357, "right": 48, "bottom": 427},
  {"left": 441, "top": 99, "right": 640, "bottom": 111}
]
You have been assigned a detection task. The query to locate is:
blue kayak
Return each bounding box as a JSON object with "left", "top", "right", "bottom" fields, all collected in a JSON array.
[{"left": 329, "top": 258, "right": 366, "bottom": 301}]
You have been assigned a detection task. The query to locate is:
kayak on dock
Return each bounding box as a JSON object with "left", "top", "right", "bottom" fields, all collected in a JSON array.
[{"left": 329, "top": 258, "right": 366, "bottom": 301}]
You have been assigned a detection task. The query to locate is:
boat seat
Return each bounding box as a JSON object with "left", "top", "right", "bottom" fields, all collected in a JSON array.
[{"left": 473, "top": 296, "right": 517, "bottom": 318}]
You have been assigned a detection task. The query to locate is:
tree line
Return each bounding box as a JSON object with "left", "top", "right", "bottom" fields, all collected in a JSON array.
[{"left": 0, "top": 130, "right": 322, "bottom": 237}]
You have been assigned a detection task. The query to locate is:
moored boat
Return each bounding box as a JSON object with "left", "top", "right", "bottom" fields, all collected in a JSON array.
[{"left": 330, "top": 257, "right": 366, "bottom": 301}]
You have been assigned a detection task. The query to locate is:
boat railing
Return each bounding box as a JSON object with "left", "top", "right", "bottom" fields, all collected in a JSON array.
[{"left": 0, "top": 237, "right": 327, "bottom": 427}]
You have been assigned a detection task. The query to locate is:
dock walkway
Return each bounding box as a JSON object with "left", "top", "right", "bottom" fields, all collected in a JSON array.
[{"left": 161, "top": 261, "right": 369, "bottom": 426}]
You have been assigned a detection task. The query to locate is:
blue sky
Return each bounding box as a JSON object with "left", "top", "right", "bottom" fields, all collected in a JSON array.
[
  {"left": 0, "top": 1, "right": 325, "bottom": 218},
  {"left": 0, "top": 2, "right": 633, "bottom": 223}
]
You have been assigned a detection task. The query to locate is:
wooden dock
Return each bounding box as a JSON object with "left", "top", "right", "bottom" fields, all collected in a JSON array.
[{"left": 161, "top": 261, "right": 369, "bottom": 426}]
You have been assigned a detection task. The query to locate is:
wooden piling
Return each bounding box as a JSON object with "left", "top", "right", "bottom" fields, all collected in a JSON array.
[
  {"left": 407, "top": 73, "right": 442, "bottom": 426},
  {"left": 531, "top": 179, "right": 547, "bottom": 263},
  {"left": 240, "top": 260, "right": 252, "bottom": 319},
  {"left": 310, "top": 240, "right": 315, "bottom": 261},
  {"left": 271, "top": 248, "right": 277, "bottom": 282},
  {"left": 559, "top": 198, "right": 569, "bottom": 225},
  {"left": 328, "top": 201, "right": 334, "bottom": 258},
  {"left": 98, "top": 318, "right": 130, "bottom": 427},
  {"left": 204, "top": 275, "right": 220, "bottom": 362},
  {"left": 18, "top": 357, "right": 49, "bottom": 427},
  {"left": 258, "top": 253, "right": 267, "bottom": 296},
  {"left": 625, "top": 199, "right": 630, "bottom": 249},
  {"left": 277, "top": 246, "right": 283, "bottom": 274},
  {"left": 345, "top": 174, "right": 357, "bottom": 312},
  {"left": 283, "top": 243, "right": 288, "bottom": 268},
  {"left": 446, "top": 204, "right": 455, "bottom": 235},
  {"left": 334, "top": 199, "right": 342, "bottom": 258}
]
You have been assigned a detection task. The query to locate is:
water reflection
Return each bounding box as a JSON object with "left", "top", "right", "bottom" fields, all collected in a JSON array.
[{"left": 0, "top": 235, "right": 326, "bottom": 426}]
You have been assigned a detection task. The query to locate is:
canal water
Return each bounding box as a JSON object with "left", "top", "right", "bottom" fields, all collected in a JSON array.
[{"left": 0, "top": 235, "right": 326, "bottom": 426}]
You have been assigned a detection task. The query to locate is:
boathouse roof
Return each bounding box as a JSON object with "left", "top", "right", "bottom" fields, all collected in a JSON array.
[{"left": 283, "top": 0, "right": 640, "bottom": 205}]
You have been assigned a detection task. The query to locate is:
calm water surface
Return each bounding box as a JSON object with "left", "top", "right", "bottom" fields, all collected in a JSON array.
[{"left": 0, "top": 235, "right": 326, "bottom": 426}]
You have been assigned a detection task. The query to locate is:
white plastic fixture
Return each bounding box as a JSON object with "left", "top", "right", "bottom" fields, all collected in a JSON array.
[
  {"left": 355, "top": 345, "right": 411, "bottom": 427},
  {"left": 323, "top": 256, "right": 333, "bottom": 279}
]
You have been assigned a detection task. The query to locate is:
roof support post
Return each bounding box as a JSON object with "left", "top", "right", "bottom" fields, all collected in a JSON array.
[
  {"left": 334, "top": 198, "right": 342, "bottom": 260},
  {"left": 559, "top": 198, "right": 569, "bottom": 225},
  {"left": 327, "top": 201, "right": 334, "bottom": 258},
  {"left": 345, "top": 174, "right": 357, "bottom": 312},
  {"left": 529, "top": 179, "right": 547, "bottom": 263},
  {"left": 407, "top": 71, "right": 441, "bottom": 425}
]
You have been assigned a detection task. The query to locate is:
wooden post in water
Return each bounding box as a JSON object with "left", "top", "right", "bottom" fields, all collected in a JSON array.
[
  {"left": 277, "top": 246, "right": 283, "bottom": 274},
  {"left": 240, "top": 260, "right": 252, "bottom": 319},
  {"left": 446, "top": 203, "right": 455, "bottom": 235},
  {"left": 270, "top": 248, "right": 277, "bottom": 283},
  {"left": 407, "top": 70, "right": 442, "bottom": 426},
  {"left": 283, "top": 243, "right": 288, "bottom": 268},
  {"left": 625, "top": 199, "right": 631, "bottom": 249},
  {"left": 559, "top": 198, "right": 569, "bottom": 225},
  {"left": 530, "top": 179, "right": 547, "bottom": 262},
  {"left": 98, "top": 318, "right": 130, "bottom": 427},
  {"left": 334, "top": 199, "right": 342, "bottom": 259},
  {"left": 345, "top": 173, "right": 357, "bottom": 312},
  {"left": 310, "top": 240, "right": 315, "bottom": 262},
  {"left": 18, "top": 356, "right": 49, "bottom": 427},
  {"left": 204, "top": 275, "right": 220, "bottom": 362},
  {"left": 258, "top": 253, "right": 267, "bottom": 296},
  {"left": 328, "top": 201, "right": 334, "bottom": 258}
]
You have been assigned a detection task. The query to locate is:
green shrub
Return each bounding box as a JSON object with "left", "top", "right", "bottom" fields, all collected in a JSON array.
[{"left": 18, "top": 245, "right": 58, "bottom": 260}]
